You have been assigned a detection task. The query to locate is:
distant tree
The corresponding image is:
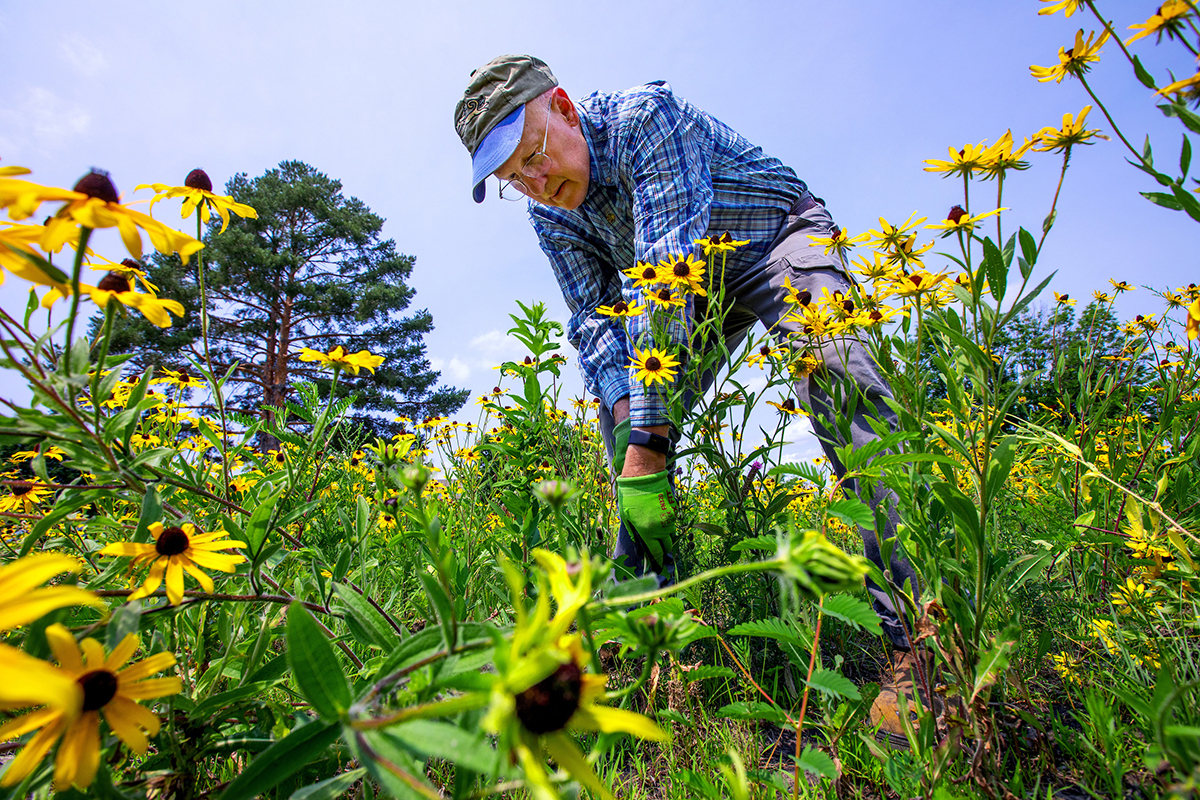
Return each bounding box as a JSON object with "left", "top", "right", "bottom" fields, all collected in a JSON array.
[{"left": 103, "top": 161, "right": 467, "bottom": 435}]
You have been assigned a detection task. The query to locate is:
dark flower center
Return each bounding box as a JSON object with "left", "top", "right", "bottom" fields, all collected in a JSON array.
[
  {"left": 121, "top": 258, "right": 141, "bottom": 270},
  {"left": 11, "top": 481, "right": 32, "bottom": 496},
  {"left": 156, "top": 526, "right": 190, "bottom": 556},
  {"left": 759, "top": 346, "right": 771, "bottom": 356},
  {"left": 641, "top": 267, "right": 656, "bottom": 281},
  {"left": 612, "top": 301, "right": 628, "bottom": 314},
  {"left": 1059, "top": 294, "right": 1070, "bottom": 302},
  {"left": 645, "top": 356, "right": 662, "bottom": 371},
  {"left": 719, "top": 232, "right": 733, "bottom": 243},
  {"left": 947, "top": 205, "right": 967, "bottom": 224},
  {"left": 78, "top": 670, "right": 119, "bottom": 711},
  {"left": 73, "top": 170, "right": 119, "bottom": 203},
  {"left": 275, "top": 452, "right": 286, "bottom": 463},
  {"left": 97, "top": 272, "right": 132, "bottom": 293},
  {"left": 185, "top": 169, "right": 213, "bottom": 192},
  {"left": 842, "top": 300, "right": 855, "bottom": 313},
  {"left": 523, "top": 357, "right": 533, "bottom": 365},
  {"left": 911, "top": 275, "right": 925, "bottom": 287},
  {"left": 656, "top": 289, "right": 672, "bottom": 301},
  {"left": 797, "top": 290, "right": 812, "bottom": 306},
  {"left": 782, "top": 398, "right": 796, "bottom": 411},
  {"left": 870, "top": 310, "right": 883, "bottom": 321},
  {"left": 514, "top": 661, "right": 583, "bottom": 734},
  {"left": 673, "top": 262, "right": 691, "bottom": 278}
]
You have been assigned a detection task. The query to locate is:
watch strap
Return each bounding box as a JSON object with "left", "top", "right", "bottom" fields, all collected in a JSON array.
[{"left": 628, "top": 428, "right": 672, "bottom": 455}]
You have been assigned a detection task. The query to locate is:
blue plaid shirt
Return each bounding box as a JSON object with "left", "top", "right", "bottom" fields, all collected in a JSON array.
[{"left": 529, "top": 81, "right": 806, "bottom": 427}]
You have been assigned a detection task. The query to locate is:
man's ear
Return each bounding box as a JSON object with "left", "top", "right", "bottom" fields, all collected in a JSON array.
[{"left": 552, "top": 87, "right": 579, "bottom": 127}]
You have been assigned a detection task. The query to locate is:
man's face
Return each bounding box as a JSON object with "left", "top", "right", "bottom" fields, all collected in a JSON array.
[{"left": 492, "top": 89, "right": 590, "bottom": 210}]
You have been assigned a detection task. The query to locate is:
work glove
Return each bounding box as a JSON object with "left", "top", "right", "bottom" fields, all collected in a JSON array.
[
  {"left": 611, "top": 418, "right": 631, "bottom": 475},
  {"left": 616, "top": 470, "right": 677, "bottom": 573}
]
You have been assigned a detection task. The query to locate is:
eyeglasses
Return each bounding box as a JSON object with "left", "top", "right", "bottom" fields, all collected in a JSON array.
[{"left": 498, "top": 100, "right": 553, "bottom": 202}]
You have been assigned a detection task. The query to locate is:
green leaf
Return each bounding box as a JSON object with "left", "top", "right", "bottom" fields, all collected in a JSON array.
[
  {"left": 820, "top": 594, "right": 881, "bottom": 635},
  {"left": 729, "top": 534, "right": 776, "bottom": 553},
  {"left": 216, "top": 719, "right": 340, "bottom": 800},
  {"left": 825, "top": 497, "right": 874, "bottom": 531},
  {"left": 682, "top": 665, "right": 736, "bottom": 683},
  {"left": 105, "top": 604, "right": 142, "bottom": 651},
  {"left": 1018, "top": 227, "right": 1037, "bottom": 267},
  {"left": 333, "top": 583, "right": 401, "bottom": 651},
  {"left": 982, "top": 236, "right": 1007, "bottom": 302},
  {"left": 805, "top": 667, "right": 861, "bottom": 701},
  {"left": 285, "top": 603, "right": 350, "bottom": 720},
  {"left": 244, "top": 484, "right": 281, "bottom": 554},
  {"left": 793, "top": 745, "right": 837, "bottom": 779},
  {"left": 418, "top": 572, "right": 456, "bottom": 651},
  {"left": 1181, "top": 134, "right": 1192, "bottom": 178},
  {"left": 383, "top": 720, "right": 505, "bottom": 776},
  {"left": 727, "top": 618, "right": 804, "bottom": 646},
  {"left": 1170, "top": 183, "right": 1200, "bottom": 222},
  {"left": 971, "top": 626, "right": 1018, "bottom": 702},
  {"left": 717, "top": 701, "right": 788, "bottom": 725},
  {"left": 1140, "top": 191, "right": 1183, "bottom": 210},
  {"left": 1133, "top": 55, "right": 1158, "bottom": 89},
  {"left": 349, "top": 729, "right": 443, "bottom": 800},
  {"left": 290, "top": 768, "right": 367, "bottom": 800},
  {"left": 1160, "top": 102, "right": 1200, "bottom": 135}
]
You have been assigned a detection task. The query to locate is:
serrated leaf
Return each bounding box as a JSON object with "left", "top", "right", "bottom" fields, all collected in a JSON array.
[
  {"left": 286, "top": 603, "right": 350, "bottom": 720},
  {"left": 820, "top": 594, "right": 881, "bottom": 635},
  {"left": 793, "top": 745, "right": 837, "bottom": 779},
  {"left": 716, "top": 701, "right": 788, "bottom": 724},
  {"left": 217, "top": 719, "right": 340, "bottom": 800},
  {"left": 727, "top": 618, "right": 804, "bottom": 646},
  {"left": 682, "top": 665, "right": 736, "bottom": 683},
  {"left": 825, "top": 497, "right": 874, "bottom": 531},
  {"left": 805, "top": 668, "right": 861, "bottom": 701}
]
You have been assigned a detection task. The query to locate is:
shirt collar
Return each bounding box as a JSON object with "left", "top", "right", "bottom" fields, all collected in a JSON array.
[{"left": 578, "top": 103, "right": 617, "bottom": 202}]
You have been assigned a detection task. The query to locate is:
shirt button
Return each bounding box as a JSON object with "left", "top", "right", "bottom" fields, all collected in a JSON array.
[{"left": 606, "top": 212, "right": 616, "bottom": 223}]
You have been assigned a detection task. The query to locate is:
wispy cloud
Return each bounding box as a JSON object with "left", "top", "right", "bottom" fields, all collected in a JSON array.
[
  {"left": 0, "top": 87, "right": 90, "bottom": 155},
  {"left": 59, "top": 33, "right": 108, "bottom": 77}
]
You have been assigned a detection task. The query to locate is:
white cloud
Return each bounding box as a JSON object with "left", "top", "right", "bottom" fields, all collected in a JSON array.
[
  {"left": 59, "top": 33, "right": 108, "bottom": 76},
  {"left": 431, "top": 356, "right": 471, "bottom": 382},
  {"left": 0, "top": 87, "right": 90, "bottom": 154}
]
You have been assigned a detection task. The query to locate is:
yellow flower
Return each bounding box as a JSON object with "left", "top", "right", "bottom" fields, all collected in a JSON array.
[
  {"left": 646, "top": 286, "right": 686, "bottom": 309},
  {"left": 629, "top": 347, "right": 680, "bottom": 387},
  {"left": 298, "top": 345, "right": 385, "bottom": 375},
  {"left": 1157, "top": 71, "right": 1200, "bottom": 99},
  {"left": 890, "top": 270, "right": 949, "bottom": 298},
  {"left": 154, "top": 367, "right": 206, "bottom": 389},
  {"left": 1187, "top": 298, "right": 1200, "bottom": 341},
  {"left": 849, "top": 251, "right": 899, "bottom": 281},
  {"left": 694, "top": 232, "right": 749, "bottom": 255},
  {"left": 925, "top": 206, "right": 1005, "bottom": 235},
  {"left": 1127, "top": 1, "right": 1192, "bottom": 45},
  {"left": 136, "top": 169, "right": 257, "bottom": 234},
  {"left": 1033, "top": 106, "right": 1107, "bottom": 152},
  {"left": 747, "top": 343, "right": 785, "bottom": 369},
  {"left": 456, "top": 447, "right": 481, "bottom": 463},
  {"left": 1093, "top": 290, "right": 1114, "bottom": 303},
  {"left": 8, "top": 446, "right": 66, "bottom": 463},
  {"left": 806, "top": 226, "right": 869, "bottom": 258},
  {"left": 42, "top": 271, "right": 185, "bottom": 328},
  {"left": 595, "top": 299, "right": 646, "bottom": 319},
  {"left": 0, "top": 623, "right": 181, "bottom": 791},
  {"left": 99, "top": 521, "right": 248, "bottom": 605},
  {"left": 659, "top": 254, "right": 707, "bottom": 296},
  {"left": 0, "top": 223, "right": 70, "bottom": 291},
  {"left": 923, "top": 140, "right": 992, "bottom": 177},
  {"left": 865, "top": 212, "right": 927, "bottom": 252},
  {"left": 1030, "top": 29, "right": 1110, "bottom": 84},
  {"left": 0, "top": 480, "right": 54, "bottom": 514},
  {"left": 1038, "top": 0, "right": 1086, "bottom": 16},
  {"left": 3, "top": 171, "right": 203, "bottom": 264},
  {"left": 1054, "top": 291, "right": 1077, "bottom": 307},
  {"left": 1110, "top": 279, "right": 1135, "bottom": 294},
  {"left": 623, "top": 261, "right": 662, "bottom": 290},
  {"left": 766, "top": 397, "right": 803, "bottom": 416},
  {"left": 980, "top": 130, "right": 1033, "bottom": 179}
]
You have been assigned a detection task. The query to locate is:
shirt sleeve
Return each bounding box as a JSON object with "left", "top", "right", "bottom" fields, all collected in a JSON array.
[
  {"left": 531, "top": 219, "right": 631, "bottom": 412},
  {"left": 618, "top": 89, "right": 716, "bottom": 427}
]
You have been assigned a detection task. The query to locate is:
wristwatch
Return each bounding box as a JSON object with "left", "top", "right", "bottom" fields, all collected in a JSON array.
[{"left": 628, "top": 428, "right": 672, "bottom": 455}]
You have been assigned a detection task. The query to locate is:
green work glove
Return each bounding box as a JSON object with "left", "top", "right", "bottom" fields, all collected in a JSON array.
[
  {"left": 616, "top": 470, "right": 677, "bottom": 573},
  {"left": 612, "top": 418, "right": 631, "bottom": 475}
]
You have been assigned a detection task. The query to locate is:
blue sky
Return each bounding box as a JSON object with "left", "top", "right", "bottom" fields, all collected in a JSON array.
[{"left": 2, "top": 1, "right": 1195, "bottom": 459}]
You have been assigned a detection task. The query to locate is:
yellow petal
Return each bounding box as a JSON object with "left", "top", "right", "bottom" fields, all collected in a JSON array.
[
  {"left": 115, "top": 215, "right": 144, "bottom": 260},
  {"left": 117, "top": 651, "right": 175, "bottom": 683},
  {"left": 80, "top": 638, "right": 106, "bottom": 670},
  {"left": 165, "top": 559, "right": 184, "bottom": 605},
  {"left": 119, "top": 676, "right": 183, "bottom": 701},
  {"left": 570, "top": 705, "right": 667, "bottom": 741},
  {"left": 99, "top": 542, "right": 157, "bottom": 558},
  {"left": 182, "top": 562, "right": 215, "bottom": 594},
  {"left": 0, "top": 587, "right": 106, "bottom": 632},
  {"left": 55, "top": 710, "right": 100, "bottom": 790},
  {"left": 0, "top": 553, "right": 79, "bottom": 598},
  {"left": 542, "top": 730, "right": 615, "bottom": 800},
  {"left": 44, "top": 623, "right": 84, "bottom": 674},
  {"left": 128, "top": 558, "right": 166, "bottom": 601},
  {"left": 102, "top": 696, "right": 149, "bottom": 753},
  {"left": 0, "top": 713, "right": 66, "bottom": 788},
  {"left": 107, "top": 693, "right": 160, "bottom": 738},
  {"left": 104, "top": 633, "right": 140, "bottom": 672}
]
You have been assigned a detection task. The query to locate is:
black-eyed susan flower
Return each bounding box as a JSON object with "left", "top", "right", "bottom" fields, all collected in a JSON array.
[
  {"left": 926, "top": 206, "right": 1006, "bottom": 236},
  {"left": 1110, "top": 279, "right": 1135, "bottom": 294},
  {"left": 623, "top": 261, "right": 662, "bottom": 290},
  {"left": 1054, "top": 292, "right": 1077, "bottom": 307},
  {"left": 42, "top": 271, "right": 185, "bottom": 328},
  {"left": 298, "top": 345, "right": 384, "bottom": 375},
  {"left": 865, "top": 213, "right": 928, "bottom": 252},
  {"left": 1030, "top": 29, "right": 1110, "bottom": 84},
  {"left": 154, "top": 367, "right": 205, "bottom": 389},
  {"left": 747, "top": 343, "right": 784, "bottom": 369},
  {"left": 595, "top": 299, "right": 646, "bottom": 318},
  {"left": 0, "top": 480, "right": 54, "bottom": 514},
  {"left": 807, "top": 226, "right": 869, "bottom": 258},
  {"left": 8, "top": 446, "right": 66, "bottom": 464},
  {"left": 766, "top": 397, "right": 803, "bottom": 416},
  {"left": 629, "top": 347, "right": 680, "bottom": 387},
  {"left": 890, "top": 270, "right": 949, "bottom": 299},
  {"left": 694, "top": 232, "right": 749, "bottom": 256},
  {"left": 99, "top": 521, "right": 247, "bottom": 605},
  {"left": 136, "top": 169, "right": 258, "bottom": 234},
  {"left": 12, "top": 171, "right": 204, "bottom": 265},
  {"left": 1127, "top": 1, "right": 1191, "bottom": 45},
  {"left": 647, "top": 286, "right": 686, "bottom": 309},
  {"left": 979, "top": 130, "right": 1032, "bottom": 180},
  {"left": 1157, "top": 71, "right": 1200, "bottom": 100},
  {"left": 659, "top": 254, "right": 707, "bottom": 295},
  {"left": 0, "top": 623, "right": 181, "bottom": 791},
  {"left": 1033, "top": 106, "right": 1107, "bottom": 152},
  {"left": 923, "top": 141, "right": 991, "bottom": 178},
  {"left": 87, "top": 256, "right": 159, "bottom": 294}
]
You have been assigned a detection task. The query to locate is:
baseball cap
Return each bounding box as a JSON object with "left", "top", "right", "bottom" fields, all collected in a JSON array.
[{"left": 454, "top": 55, "right": 558, "bottom": 203}]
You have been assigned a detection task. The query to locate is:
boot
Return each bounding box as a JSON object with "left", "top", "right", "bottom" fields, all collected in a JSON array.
[{"left": 868, "top": 649, "right": 942, "bottom": 750}]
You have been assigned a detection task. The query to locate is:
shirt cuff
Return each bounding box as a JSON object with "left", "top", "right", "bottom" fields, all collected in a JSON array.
[{"left": 628, "top": 382, "right": 671, "bottom": 428}]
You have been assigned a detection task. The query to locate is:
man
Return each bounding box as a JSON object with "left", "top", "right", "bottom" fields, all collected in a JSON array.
[{"left": 454, "top": 54, "right": 932, "bottom": 745}]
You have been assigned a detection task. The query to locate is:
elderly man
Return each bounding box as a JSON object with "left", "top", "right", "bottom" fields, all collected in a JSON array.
[{"left": 454, "top": 54, "right": 930, "bottom": 744}]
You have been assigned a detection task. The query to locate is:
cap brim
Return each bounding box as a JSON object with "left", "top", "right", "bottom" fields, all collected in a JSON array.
[{"left": 470, "top": 105, "right": 525, "bottom": 203}]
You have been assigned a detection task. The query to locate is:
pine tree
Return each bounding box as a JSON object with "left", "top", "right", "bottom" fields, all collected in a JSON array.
[{"left": 103, "top": 161, "right": 466, "bottom": 435}]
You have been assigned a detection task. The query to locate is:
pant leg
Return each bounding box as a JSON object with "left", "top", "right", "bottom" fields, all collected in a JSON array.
[{"left": 725, "top": 195, "right": 920, "bottom": 649}]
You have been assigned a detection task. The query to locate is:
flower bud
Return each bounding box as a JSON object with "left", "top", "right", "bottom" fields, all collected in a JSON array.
[
  {"left": 535, "top": 479, "right": 577, "bottom": 511},
  {"left": 780, "top": 529, "right": 869, "bottom": 602}
]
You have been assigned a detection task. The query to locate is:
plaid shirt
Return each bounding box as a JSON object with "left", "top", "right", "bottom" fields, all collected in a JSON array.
[{"left": 529, "top": 81, "right": 806, "bottom": 427}]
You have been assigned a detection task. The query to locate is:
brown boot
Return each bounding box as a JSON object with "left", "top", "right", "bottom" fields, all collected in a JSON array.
[{"left": 868, "top": 649, "right": 942, "bottom": 750}]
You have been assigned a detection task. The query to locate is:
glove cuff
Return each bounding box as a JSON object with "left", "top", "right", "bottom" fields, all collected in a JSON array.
[
  {"left": 616, "top": 469, "right": 672, "bottom": 491},
  {"left": 612, "top": 417, "right": 632, "bottom": 475}
]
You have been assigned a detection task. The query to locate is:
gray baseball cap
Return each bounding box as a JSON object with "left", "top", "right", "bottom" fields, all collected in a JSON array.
[{"left": 454, "top": 55, "right": 558, "bottom": 203}]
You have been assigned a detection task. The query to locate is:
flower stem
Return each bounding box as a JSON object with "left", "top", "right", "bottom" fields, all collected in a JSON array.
[
  {"left": 90, "top": 303, "right": 117, "bottom": 426},
  {"left": 1077, "top": 74, "right": 1145, "bottom": 166},
  {"left": 196, "top": 214, "right": 231, "bottom": 495},
  {"left": 793, "top": 600, "right": 824, "bottom": 800},
  {"left": 63, "top": 226, "right": 93, "bottom": 377},
  {"left": 592, "top": 557, "right": 780, "bottom": 608}
]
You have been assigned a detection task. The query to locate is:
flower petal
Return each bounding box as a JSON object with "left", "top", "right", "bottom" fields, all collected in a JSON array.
[
  {"left": 119, "top": 676, "right": 183, "bottom": 701},
  {"left": 0, "top": 713, "right": 66, "bottom": 788},
  {"left": 44, "top": 623, "right": 84, "bottom": 674},
  {"left": 165, "top": 559, "right": 184, "bottom": 605},
  {"left": 542, "top": 730, "right": 615, "bottom": 800},
  {"left": 570, "top": 705, "right": 667, "bottom": 742},
  {"left": 104, "top": 633, "right": 140, "bottom": 672},
  {"left": 117, "top": 651, "right": 175, "bottom": 683},
  {"left": 102, "top": 696, "right": 154, "bottom": 753}
]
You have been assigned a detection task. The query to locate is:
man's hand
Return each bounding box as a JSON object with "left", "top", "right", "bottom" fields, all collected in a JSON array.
[
  {"left": 612, "top": 397, "right": 668, "bottom": 478},
  {"left": 615, "top": 470, "right": 677, "bottom": 572}
]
